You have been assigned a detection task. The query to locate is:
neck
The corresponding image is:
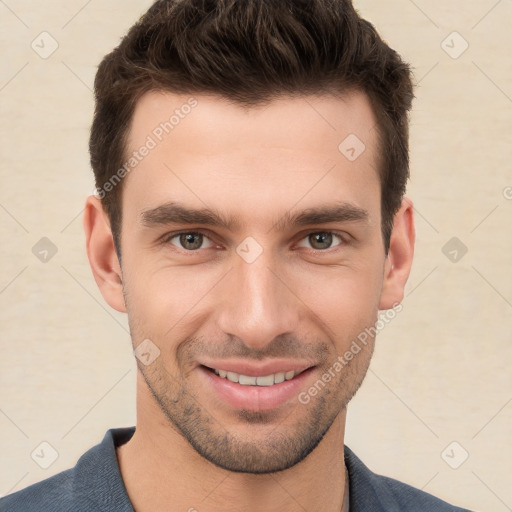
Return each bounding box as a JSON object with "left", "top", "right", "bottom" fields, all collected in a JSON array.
[{"left": 117, "top": 380, "right": 348, "bottom": 512}]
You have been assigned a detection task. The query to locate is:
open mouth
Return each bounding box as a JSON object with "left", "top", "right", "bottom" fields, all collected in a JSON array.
[
  {"left": 201, "top": 365, "right": 310, "bottom": 387},
  {"left": 199, "top": 364, "right": 315, "bottom": 412}
]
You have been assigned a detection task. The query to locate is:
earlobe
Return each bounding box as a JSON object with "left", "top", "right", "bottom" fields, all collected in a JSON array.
[
  {"left": 83, "top": 195, "right": 126, "bottom": 313},
  {"left": 379, "top": 197, "right": 415, "bottom": 310}
]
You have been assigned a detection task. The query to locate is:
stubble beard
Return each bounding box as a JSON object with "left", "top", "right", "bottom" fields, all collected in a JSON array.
[{"left": 135, "top": 336, "right": 375, "bottom": 474}]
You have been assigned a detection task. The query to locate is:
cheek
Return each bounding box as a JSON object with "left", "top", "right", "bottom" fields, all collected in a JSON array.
[
  {"left": 292, "top": 260, "right": 384, "bottom": 327},
  {"left": 123, "top": 258, "right": 228, "bottom": 338}
]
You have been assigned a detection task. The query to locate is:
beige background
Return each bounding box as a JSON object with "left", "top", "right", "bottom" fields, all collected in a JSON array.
[{"left": 1, "top": 1, "right": 511, "bottom": 511}]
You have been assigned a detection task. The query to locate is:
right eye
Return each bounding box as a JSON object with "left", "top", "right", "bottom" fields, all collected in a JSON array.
[{"left": 161, "top": 231, "right": 216, "bottom": 251}]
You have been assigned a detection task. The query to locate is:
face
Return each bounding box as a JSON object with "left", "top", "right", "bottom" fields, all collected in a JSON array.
[{"left": 91, "top": 91, "right": 410, "bottom": 474}]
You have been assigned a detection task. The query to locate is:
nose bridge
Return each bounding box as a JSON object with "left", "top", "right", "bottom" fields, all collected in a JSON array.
[{"left": 215, "top": 246, "right": 300, "bottom": 348}]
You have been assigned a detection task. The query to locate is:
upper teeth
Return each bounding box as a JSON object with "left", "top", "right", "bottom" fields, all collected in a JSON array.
[{"left": 213, "top": 369, "right": 297, "bottom": 386}]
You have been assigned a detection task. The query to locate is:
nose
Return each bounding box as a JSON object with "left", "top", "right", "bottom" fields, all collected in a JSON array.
[{"left": 215, "top": 248, "right": 301, "bottom": 350}]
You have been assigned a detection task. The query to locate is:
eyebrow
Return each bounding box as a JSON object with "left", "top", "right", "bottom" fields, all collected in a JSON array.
[{"left": 140, "top": 201, "right": 369, "bottom": 232}]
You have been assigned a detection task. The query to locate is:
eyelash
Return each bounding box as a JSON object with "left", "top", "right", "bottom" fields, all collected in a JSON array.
[{"left": 159, "top": 230, "right": 350, "bottom": 253}]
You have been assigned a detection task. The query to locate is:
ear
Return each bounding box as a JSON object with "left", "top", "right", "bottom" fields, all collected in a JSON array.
[
  {"left": 83, "top": 195, "right": 126, "bottom": 313},
  {"left": 379, "top": 197, "right": 415, "bottom": 309}
]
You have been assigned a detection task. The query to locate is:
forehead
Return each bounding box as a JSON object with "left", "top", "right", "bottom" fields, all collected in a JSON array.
[
  {"left": 127, "top": 90, "right": 378, "bottom": 156},
  {"left": 122, "top": 90, "right": 381, "bottom": 230}
]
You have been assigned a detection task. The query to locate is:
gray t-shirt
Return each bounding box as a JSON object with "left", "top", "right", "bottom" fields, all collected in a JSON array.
[{"left": 0, "top": 427, "right": 474, "bottom": 511}]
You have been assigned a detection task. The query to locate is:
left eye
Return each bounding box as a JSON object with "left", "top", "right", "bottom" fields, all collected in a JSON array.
[{"left": 296, "top": 232, "right": 345, "bottom": 251}]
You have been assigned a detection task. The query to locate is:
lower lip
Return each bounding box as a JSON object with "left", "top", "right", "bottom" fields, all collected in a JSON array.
[{"left": 199, "top": 366, "right": 314, "bottom": 412}]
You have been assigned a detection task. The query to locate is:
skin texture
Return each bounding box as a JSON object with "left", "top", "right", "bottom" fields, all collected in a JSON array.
[{"left": 83, "top": 91, "right": 415, "bottom": 512}]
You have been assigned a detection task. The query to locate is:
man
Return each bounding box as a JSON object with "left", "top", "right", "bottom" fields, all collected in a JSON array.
[{"left": 0, "top": 1, "right": 474, "bottom": 511}]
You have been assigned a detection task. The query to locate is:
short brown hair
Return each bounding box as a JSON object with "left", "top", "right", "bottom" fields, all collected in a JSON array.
[{"left": 89, "top": 0, "right": 414, "bottom": 258}]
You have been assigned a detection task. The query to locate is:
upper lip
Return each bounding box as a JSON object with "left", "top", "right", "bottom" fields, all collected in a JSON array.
[{"left": 199, "top": 359, "right": 315, "bottom": 377}]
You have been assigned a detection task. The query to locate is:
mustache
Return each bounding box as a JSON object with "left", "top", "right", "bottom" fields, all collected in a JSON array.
[{"left": 177, "top": 333, "right": 331, "bottom": 363}]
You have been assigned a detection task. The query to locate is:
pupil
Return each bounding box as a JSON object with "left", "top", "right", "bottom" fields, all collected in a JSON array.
[
  {"left": 181, "top": 233, "right": 202, "bottom": 250},
  {"left": 311, "top": 232, "right": 332, "bottom": 249}
]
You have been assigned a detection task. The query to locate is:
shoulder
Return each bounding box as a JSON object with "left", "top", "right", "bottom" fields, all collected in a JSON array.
[
  {"left": 344, "top": 445, "right": 475, "bottom": 512},
  {"left": 0, "top": 468, "right": 87, "bottom": 512},
  {"left": 0, "top": 427, "right": 136, "bottom": 512}
]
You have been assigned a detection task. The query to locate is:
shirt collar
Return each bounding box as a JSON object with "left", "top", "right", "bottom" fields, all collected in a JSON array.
[{"left": 78, "top": 426, "right": 376, "bottom": 512}]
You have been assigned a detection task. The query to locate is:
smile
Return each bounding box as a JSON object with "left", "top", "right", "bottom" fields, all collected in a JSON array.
[{"left": 210, "top": 368, "right": 302, "bottom": 386}]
